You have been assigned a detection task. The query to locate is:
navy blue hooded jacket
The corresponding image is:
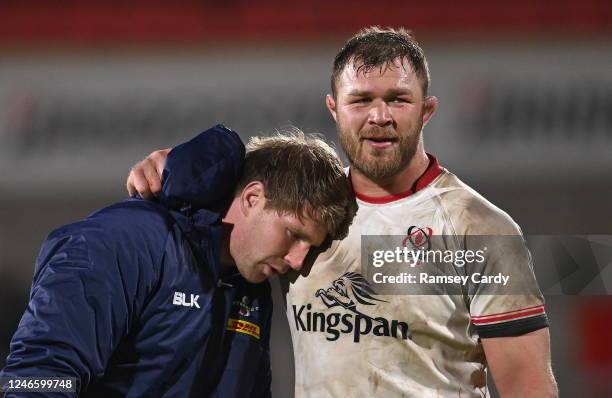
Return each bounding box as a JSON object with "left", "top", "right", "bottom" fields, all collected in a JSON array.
[{"left": 1, "top": 125, "right": 272, "bottom": 397}]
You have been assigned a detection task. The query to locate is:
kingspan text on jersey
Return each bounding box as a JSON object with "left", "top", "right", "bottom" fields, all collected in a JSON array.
[{"left": 292, "top": 304, "right": 410, "bottom": 343}]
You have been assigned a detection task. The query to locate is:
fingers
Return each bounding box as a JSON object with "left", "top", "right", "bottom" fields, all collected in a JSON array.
[
  {"left": 126, "top": 148, "right": 170, "bottom": 199},
  {"left": 142, "top": 157, "right": 162, "bottom": 195},
  {"left": 150, "top": 148, "right": 171, "bottom": 177},
  {"left": 127, "top": 165, "right": 153, "bottom": 199}
]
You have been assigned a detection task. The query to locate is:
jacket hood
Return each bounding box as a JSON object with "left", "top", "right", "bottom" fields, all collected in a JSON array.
[{"left": 159, "top": 124, "right": 245, "bottom": 212}]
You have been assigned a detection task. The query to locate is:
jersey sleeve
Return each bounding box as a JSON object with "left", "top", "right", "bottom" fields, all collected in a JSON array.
[
  {"left": 465, "top": 223, "right": 548, "bottom": 339},
  {"left": 0, "top": 226, "right": 137, "bottom": 396}
]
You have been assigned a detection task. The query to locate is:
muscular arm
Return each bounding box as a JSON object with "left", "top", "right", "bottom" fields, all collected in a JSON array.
[{"left": 482, "top": 327, "right": 558, "bottom": 397}]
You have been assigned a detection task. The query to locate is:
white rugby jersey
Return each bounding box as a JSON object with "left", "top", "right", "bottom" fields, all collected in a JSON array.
[{"left": 282, "top": 155, "right": 547, "bottom": 398}]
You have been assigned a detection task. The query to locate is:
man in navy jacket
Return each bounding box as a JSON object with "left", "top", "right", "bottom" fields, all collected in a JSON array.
[{"left": 1, "top": 125, "right": 356, "bottom": 397}]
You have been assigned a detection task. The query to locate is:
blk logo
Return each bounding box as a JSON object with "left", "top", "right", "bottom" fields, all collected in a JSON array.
[{"left": 173, "top": 292, "right": 200, "bottom": 308}]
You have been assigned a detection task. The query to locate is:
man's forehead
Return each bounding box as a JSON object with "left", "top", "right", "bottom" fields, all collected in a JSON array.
[
  {"left": 338, "top": 59, "right": 419, "bottom": 92},
  {"left": 344, "top": 58, "right": 415, "bottom": 80}
]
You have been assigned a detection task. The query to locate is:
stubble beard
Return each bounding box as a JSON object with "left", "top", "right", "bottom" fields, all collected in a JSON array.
[{"left": 337, "top": 121, "right": 423, "bottom": 182}]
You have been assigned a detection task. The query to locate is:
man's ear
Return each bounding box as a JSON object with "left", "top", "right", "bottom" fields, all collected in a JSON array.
[
  {"left": 422, "top": 95, "right": 438, "bottom": 127},
  {"left": 326, "top": 94, "right": 338, "bottom": 122},
  {"left": 239, "top": 181, "right": 265, "bottom": 216}
]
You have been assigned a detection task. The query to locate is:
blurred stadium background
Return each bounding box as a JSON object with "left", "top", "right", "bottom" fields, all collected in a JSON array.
[{"left": 1, "top": 1, "right": 611, "bottom": 396}]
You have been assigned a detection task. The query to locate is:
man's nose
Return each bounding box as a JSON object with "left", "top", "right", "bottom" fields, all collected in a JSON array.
[
  {"left": 284, "top": 243, "right": 311, "bottom": 271},
  {"left": 368, "top": 100, "right": 393, "bottom": 126}
]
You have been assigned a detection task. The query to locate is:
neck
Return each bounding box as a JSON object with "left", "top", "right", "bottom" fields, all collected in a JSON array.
[{"left": 351, "top": 148, "right": 430, "bottom": 197}]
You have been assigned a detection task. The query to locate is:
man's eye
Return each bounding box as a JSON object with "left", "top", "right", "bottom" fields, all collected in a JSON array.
[
  {"left": 287, "top": 230, "right": 308, "bottom": 245},
  {"left": 351, "top": 98, "right": 370, "bottom": 104}
]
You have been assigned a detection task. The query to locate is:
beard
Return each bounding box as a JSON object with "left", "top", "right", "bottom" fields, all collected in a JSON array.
[{"left": 337, "top": 121, "right": 423, "bottom": 181}]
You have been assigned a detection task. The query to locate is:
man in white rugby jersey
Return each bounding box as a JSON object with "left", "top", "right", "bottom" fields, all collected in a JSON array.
[{"left": 127, "top": 27, "right": 558, "bottom": 397}]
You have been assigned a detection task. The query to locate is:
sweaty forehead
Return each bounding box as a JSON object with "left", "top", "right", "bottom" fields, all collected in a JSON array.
[{"left": 338, "top": 59, "right": 420, "bottom": 93}]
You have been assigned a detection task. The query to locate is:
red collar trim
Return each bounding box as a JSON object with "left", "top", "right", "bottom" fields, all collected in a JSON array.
[{"left": 354, "top": 154, "right": 443, "bottom": 204}]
